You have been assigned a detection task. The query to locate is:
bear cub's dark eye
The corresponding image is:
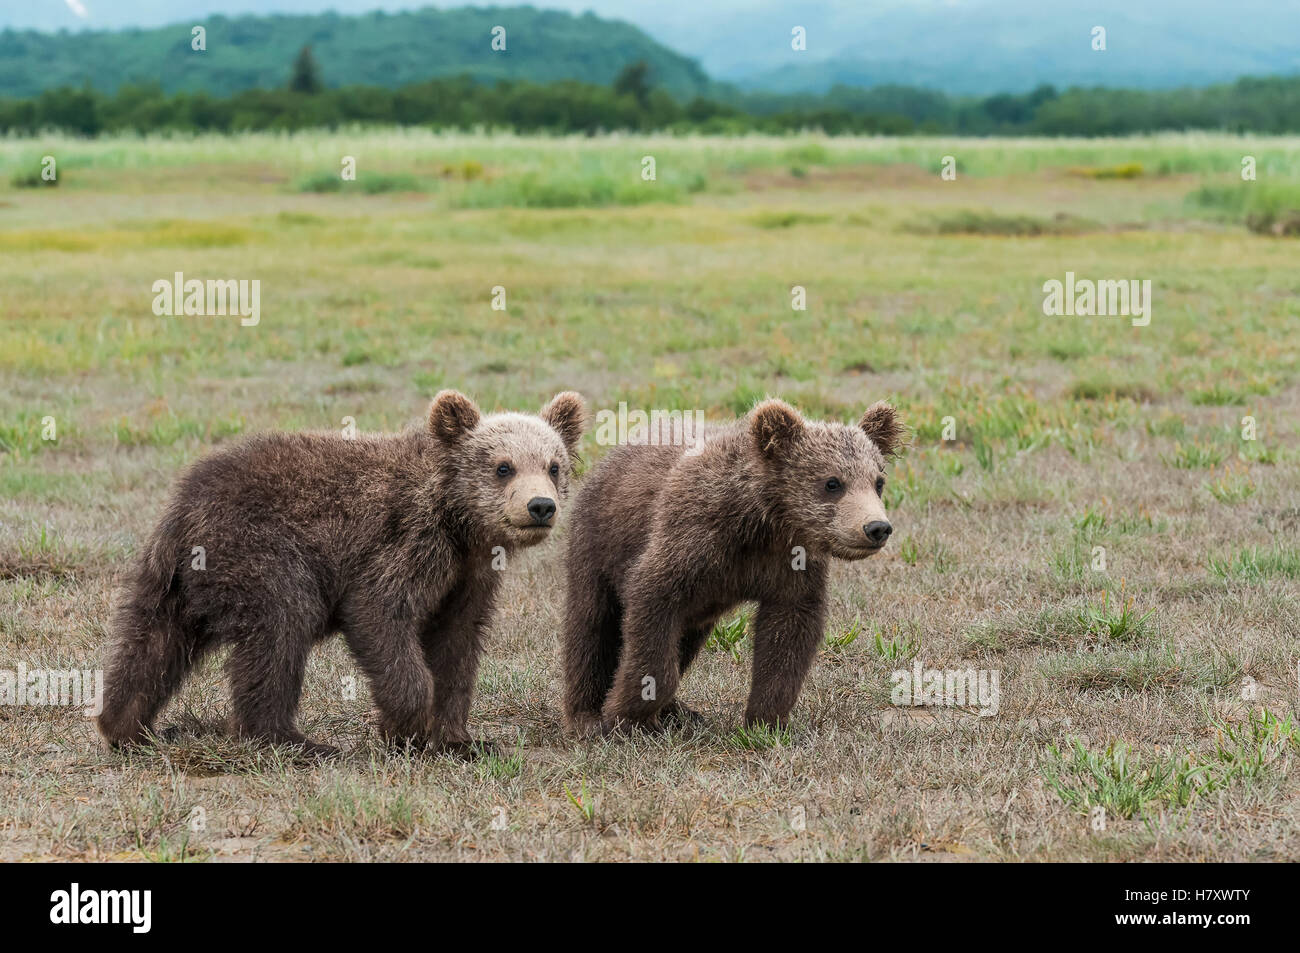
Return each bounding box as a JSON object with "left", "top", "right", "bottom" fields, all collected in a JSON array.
[
  {"left": 496, "top": 462, "right": 513, "bottom": 478},
  {"left": 825, "top": 477, "right": 843, "bottom": 493},
  {"left": 875, "top": 476, "right": 886, "bottom": 495},
  {"left": 549, "top": 463, "right": 561, "bottom": 478}
]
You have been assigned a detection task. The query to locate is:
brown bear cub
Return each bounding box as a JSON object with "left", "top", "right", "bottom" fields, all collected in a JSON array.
[
  {"left": 562, "top": 398, "right": 904, "bottom": 736},
  {"left": 98, "top": 390, "right": 587, "bottom": 758}
]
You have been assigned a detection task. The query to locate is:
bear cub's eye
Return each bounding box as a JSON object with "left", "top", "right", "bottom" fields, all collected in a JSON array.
[
  {"left": 496, "top": 462, "right": 513, "bottom": 478},
  {"left": 549, "top": 462, "right": 561, "bottom": 479},
  {"left": 875, "top": 476, "right": 886, "bottom": 495},
  {"left": 824, "top": 477, "right": 843, "bottom": 493}
]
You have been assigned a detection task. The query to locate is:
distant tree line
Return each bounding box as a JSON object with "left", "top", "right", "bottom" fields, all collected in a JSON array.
[{"left": 3, "top": 54, "right": 1298, "bottom": 138}]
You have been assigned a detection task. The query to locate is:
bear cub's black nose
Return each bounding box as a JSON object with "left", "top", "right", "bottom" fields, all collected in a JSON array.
[
  {"left": 864, "top": 520, "right": 892, "bottom": 545},
  {"left": 528, "top": 497, "right": 557, "bottom": 525}
]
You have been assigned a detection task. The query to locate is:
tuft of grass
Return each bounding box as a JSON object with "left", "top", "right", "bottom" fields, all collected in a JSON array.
[
  {"left": 1071, "top": 506, "right": 1109, "bottom": 541},
  {"left": 869, "top": 623, "right": 921, "bottom": 662},
  {"left": 276, "top": 210, "right": 326, "bottom": 225},
  {"left": 905, "top": 209, "right": 1096, "bottom": 236},
  {"left": 1050, "top": 539, "right": 1093, "bottom": 585},
  {"left": 297, "top": 171, "right": 425, "bottom": 194},
  {"left": 1209, "top": 545, "right": 1300, "bottom": 581},
  {"left": 10, "top": 169, "right": 59, "bottom": 188},
  {"left": 136, "top": 831, "right": 208, "bottom": 863},
  {"left": 1186, "top": 182, "right": 1300, "bottom": 235},
  {"left": 111, "top": 410, "right": 244, "bottom": 448},
  {"left": 1205, "top": 465, "right": 1256, "bottom": 504},
  {"left": 749, "top": 210, "right": 830, "bottom": 229},
  {"left": 1068, "top": 374, "right": 1155, "bottom": 402},
  {"left": 962, "top": 607, "right": 1079, "bottom": 652},
  {"left": 1074, "top": 581, "right": 1156, "bottom": 643},
  {"left": 1145, "top": 414, "right": 1186, "bottom": 439},
  {"left": 1207, "top": 709, "right": 1299, "bottom": 786},
  {"left": 563, "top": 779, "right": 597, "bottom": 824},
  {"left": 0, "top": 411, "right": 62, "bottom": 460},
  {"left": 0, "top": 522, "right": 90, "bottom": 580},
  {"left": 1161, "top": 440, "right": 1226, "bottom": 469},
  {"left": 706, "top": 611, "right": 751, "bottom": 662},
  {"left": 291, "top": 778, "right": 422, "bottom": 839},
  {"left": 728, "top": 721, "right": 791, "bottom": 750},
  {"left": 1045, "top": 711, "right": 1299, "bottom": 821},
  {"left": 1189, "top": 383, "right": 1248, "bottom": 406},
  {"left": 1040, "top": 644, "right": 1235, "bottom": 692},
  {"left": 1238, "top": 442, "right": 1278, "bottom": 465},
  {"left": 972, "top": 435, "right": 997, "bottom": 472},
  {"left": 475, "top": 744, "right": 525, "bottom": 782},
  {"left": 824, "top": 618, "right": 863, "bottom": 651},
  {"left": 1041, "top": 739, "right": 1207, "bottom": 819},
  {"left": 453, "top": 173, "right": 682, "bottom": 209}
]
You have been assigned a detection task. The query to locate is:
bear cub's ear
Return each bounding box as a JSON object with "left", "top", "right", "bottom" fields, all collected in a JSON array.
[
  {"left": 859, "top": 401, "right": 906, "bottom": 459},
  {"left": 541, "top": 391, "right": 588, "bottom": 455},
  {"left": 750, "top": 398, "right": 804, "bottom": 457},
  {"left": 429, "top": 390, "right": 481, "bottom": 444}
]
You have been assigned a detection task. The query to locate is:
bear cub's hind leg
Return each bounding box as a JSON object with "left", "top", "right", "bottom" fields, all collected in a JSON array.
[
  {"left": 562, "top": 575, "right": 624, "bottom": 737},
  {"left": 226, "top": 624, "right": 338, "bottom": 759}
]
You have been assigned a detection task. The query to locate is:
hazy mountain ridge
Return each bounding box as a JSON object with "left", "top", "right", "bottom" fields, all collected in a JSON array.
[
  {"left": 2, "top": 1, "right": 1298, "bottom": 100},
  {"left": 0, "top": 6, "right": 715, "bottom": 99},
  {"left": 713, "top": 0, "right": 1300, "bottom": 94}
]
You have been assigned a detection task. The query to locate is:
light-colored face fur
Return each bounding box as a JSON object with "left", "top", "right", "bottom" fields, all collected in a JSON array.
[
  {"left": 750, "top": 398, "right": 906, "bottom": 561},
  {"left": 429, "top": 390, "right": 587, "bottom": 549}
]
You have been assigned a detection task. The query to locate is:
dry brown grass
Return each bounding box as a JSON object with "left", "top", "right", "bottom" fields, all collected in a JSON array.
[{"left": 1, "top": 132, "right": 1298, "bottom": 862}]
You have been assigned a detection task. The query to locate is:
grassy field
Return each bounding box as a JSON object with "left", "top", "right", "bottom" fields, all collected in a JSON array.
[{"left": 1, "top": 129, "right": 1298, "bottom": 861}]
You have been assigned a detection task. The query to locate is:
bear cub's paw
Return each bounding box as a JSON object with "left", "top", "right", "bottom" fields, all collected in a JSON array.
[{"left": 659, "top": 700, "right": 705, "bottom": 731}]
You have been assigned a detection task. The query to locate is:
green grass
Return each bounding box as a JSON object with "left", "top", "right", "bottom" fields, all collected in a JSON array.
[
  {"left": 1161, "top": 441, "right": 1227, "bottom": 469},
  {"left": 750, "top": 210, "right": 831, "bottom": 229},
  {"left": 1209, "top": 546, "right": 1300, "bottom": 581},
  {"left": 869, "top": 623, "right": 921, "bottom": 662},
  {"left": 1039, "top": 645, "right": 1235, "bottom": 692},
  {"left": 963, "top": 607, "right": 1080, "bottom": 652},
  {"left": 297, "top": 171, "right": 426, "bottom": 194},
  {"left": 1207, "top": 709, "right": 1299, "bottom": 786},
  {"left": 1044, "top": 710, "right": 1300, "bottom": 821},
  {"left": 727, "top": 721, "right": 791, "bottom": 750},
  {"left": 705, "top": 611, "right": 751, "bottom": 662},
  {"left": 824, "top": 618, "right": 864, "bottom": 651},
  {"left": 1204, "top": 466, "right": 1256, "bottom": 504},
  {"left": 451, "top": 173, "right": 687, "bottom": 209},
  {"left": 1041, "top": 740, "right": 1207, "bottom": 819},
  {"left": 1186, "top": 181, "right": 1300, "bottom": 234},
  {"left": 10, "top": 169, "right": 58, "bottom": 189},
  {"left": 905, "top": 208, "right": 1096, "bottom": 236},
  {"left": 1074, "top": 583, "right": 1156, "bottom": 642},
  {"left": 0, "top": 128, "right": 1298, "bottom": 863}
]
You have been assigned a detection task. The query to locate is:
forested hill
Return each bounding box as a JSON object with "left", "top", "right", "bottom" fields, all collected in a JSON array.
[{"left": 0, "top": 6, "right": 715, "bottom": 100}]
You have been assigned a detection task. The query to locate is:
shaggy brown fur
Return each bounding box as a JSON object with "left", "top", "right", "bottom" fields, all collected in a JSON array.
[
  {"left": 562, "top": 398, "right": 905, "bottom": 736},
  {"left": 98, "top": 390, "right": 588, "bottom": 758}
]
